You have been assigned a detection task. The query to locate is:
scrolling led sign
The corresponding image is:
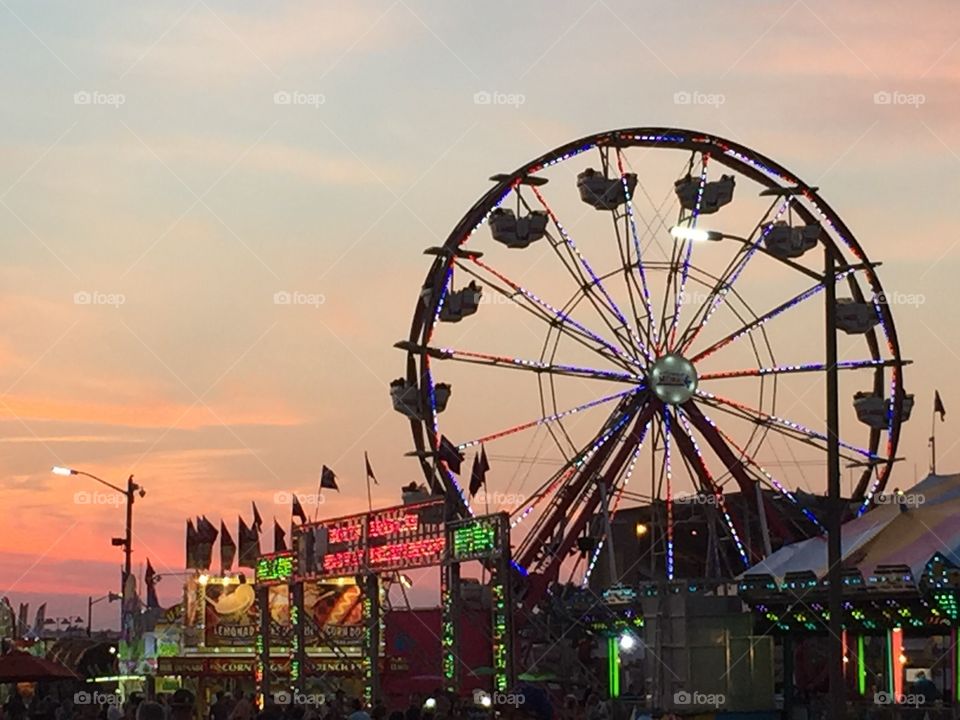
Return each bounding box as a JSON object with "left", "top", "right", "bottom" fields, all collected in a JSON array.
[{"left": 296, "top": 499, "right": 446, "bottom": 579}]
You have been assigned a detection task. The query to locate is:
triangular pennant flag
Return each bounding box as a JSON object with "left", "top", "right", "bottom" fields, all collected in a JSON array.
[
  {"left": 145, "top": 559, "right": 160, "bottom": 609},
  {"left": 469, "top": 444, "right": 489, "bottom": 497},
  {"left": 220, "top": 520, "right": 237, "bottom": 573},
  {"left": 438, "top": 435, "right": 464, "bottom": 475},
  {"left": 365, "top": 451, "right": 378, "bottom": 485},
  {"left": 274, "top": 519, "right": 287, "bottom": 552},
  {"left": 195, "top": 516, "right": 218, "bottom": 570},
  {"left": 291, "top": 494, "right": 308, "bottom": 524},
  {"left": 935, "top": 390, "right": 946, "bottom": 421},
  {"left": 320, "top": 465, "right": 339, "bottom": 491},
  {"left": 238, "top": 516, "right": 261, "bottom": 568},
  {"left": 252, "top": 502, "right": 264, "bottom": 533},
  {"left": 186, "top": 519, "right": 200, "bottom": 569}
]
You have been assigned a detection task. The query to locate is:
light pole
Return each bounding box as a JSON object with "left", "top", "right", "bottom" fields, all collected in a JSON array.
[
  {"left": 87, "top": 592, "right": 122, "bottom": 637},
  {"left": 52, "top": 466, "right": 144, "bottom": 648},
  {"left": 670, "top": 221, "right": 848, "bottom": 715}
]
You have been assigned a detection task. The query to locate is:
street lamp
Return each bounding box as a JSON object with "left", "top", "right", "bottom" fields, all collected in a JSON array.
[
  {"left": 87, "top": 592, "right": 122, "bottom": 637},
  {"left": 51, "top": 466, "right": 144, "bottom": 658},
  {"left": 51, "top": 467, "right": 144, "bottom": 583}
]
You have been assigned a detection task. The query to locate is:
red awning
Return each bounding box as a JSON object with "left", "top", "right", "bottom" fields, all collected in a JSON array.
[{"left": 0, "top": 651, "right": 79, "bottom": 682}]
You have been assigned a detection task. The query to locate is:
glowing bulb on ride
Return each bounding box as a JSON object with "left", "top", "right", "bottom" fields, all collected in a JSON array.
[
  {"left": 635, "top": 523, "right": 648, "bottom": 538},
  {"left": 669, "top": 226, "right": 720, "bottom": 243},
  {"left": 618, "top": 632, "right": 637, "bottom": 651}
]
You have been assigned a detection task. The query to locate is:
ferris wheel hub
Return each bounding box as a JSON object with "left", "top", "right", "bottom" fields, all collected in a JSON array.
[{"left": 648, "top": 353, "right": 698, "bottom": 405}]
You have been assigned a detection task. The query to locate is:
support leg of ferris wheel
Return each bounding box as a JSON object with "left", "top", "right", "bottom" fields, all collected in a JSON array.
[
  {"left": 598, "top": 480, "right": 618, "bottom": 585},
  {"left": 754, "top": 481, "right": 773, "bottom": 558}
]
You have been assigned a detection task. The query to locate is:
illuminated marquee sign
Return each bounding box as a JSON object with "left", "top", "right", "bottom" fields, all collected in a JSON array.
[
  {"left": 256, "top": 552, "right": 296, "bottom": 584},
  {"left": 295, "top": 499, "right": 446, "bottom": 579},
  {"left": 450, "top": 517, "right": 500, "bottom": 562}
]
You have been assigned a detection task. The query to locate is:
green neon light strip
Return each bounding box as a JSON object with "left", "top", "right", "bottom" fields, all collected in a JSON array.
[
  {"left": 886, "top": 629, "right": 894, "bottom": 696},
  {"left": 608, "top": 637, "right": 620, "bottom": 698}
]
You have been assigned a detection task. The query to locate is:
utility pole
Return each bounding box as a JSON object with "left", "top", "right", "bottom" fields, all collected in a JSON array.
[{"left": 824, "top": 243, "right": 845, "bottom": 718}]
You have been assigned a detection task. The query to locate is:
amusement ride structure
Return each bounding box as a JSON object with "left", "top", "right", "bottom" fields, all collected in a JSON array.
[{"left": 394, "top": 126, "right": 914, "bottom": 638}]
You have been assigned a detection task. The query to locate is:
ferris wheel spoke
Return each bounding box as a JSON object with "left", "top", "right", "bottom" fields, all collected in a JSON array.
[
  {"left": 424, "top": 346, "right": 644, "bottom": 384},
  {"left": 581, "top": 416, "right": 653, "bottom": 585},
  {"left": 531, "top": 185, "right": 653, "bottom": 363},
  {"left": 662, "top": 153, "right": 710, "bottom": 351},
  {"left": 698, "top": 410, "right": 824, "bottom": 531},
  {"left": 457, "top": 386, "right": 642, "bottom": 451},
  {"left": 694, "top": 390, "right": 881, "bottom": 463},
  {"left": 670, "top": 409, "right": 751, "bottom": 568},
  {"left": 679, "top": 401, "right": 797, "bottom": 555},
  {"left": 464, "top": 255, "right": 643, "bottom": 370},
  {"left": 615, "top": 148, "right": 660, "bottom": 351},
  {"left": 516, "top": 396, "right": 653, "bottom": 571},
  {"left": 690, "top": 268, "right": 858, "bottom": 364},
  {"left": 698, "top": 358, "right": 903, "bottom": 381},
  {"left": 661, "top": 406, "right": 677, "bottom": 579},
  {"left": 677, "top": 198, "right": 792, "bottom": 353}
]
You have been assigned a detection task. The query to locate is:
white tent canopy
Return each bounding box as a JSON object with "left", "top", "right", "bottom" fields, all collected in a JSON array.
[{"left": 744, "top": 473, "right": 960, "bottom": 581}]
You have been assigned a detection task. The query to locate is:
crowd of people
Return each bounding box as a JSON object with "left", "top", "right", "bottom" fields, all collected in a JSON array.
[{"left": 0, "top": 686, "right": 625, "bottom": 720}]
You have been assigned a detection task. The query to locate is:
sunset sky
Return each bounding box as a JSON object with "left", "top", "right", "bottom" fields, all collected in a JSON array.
[{"left": 2, "top": 1, "right": 960, "bottom": 628}]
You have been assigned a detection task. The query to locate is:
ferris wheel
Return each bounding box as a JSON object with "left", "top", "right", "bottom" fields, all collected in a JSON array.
[{"left": 393, "top": 128, "right": 912, "bottom": 588}]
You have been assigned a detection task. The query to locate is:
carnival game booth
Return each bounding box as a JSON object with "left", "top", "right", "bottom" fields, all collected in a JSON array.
[{"left": 739, "top": 473, "right": 960, "bottom": 715}]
